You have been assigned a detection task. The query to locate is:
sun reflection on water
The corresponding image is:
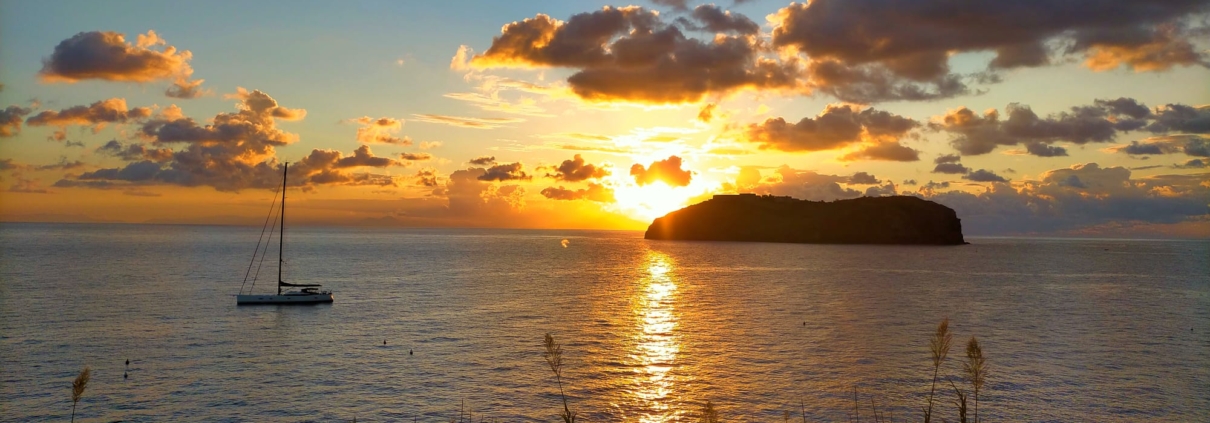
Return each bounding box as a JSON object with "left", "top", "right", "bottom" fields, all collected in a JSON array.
[{"left": 631, "top": 250, "right": 681, "bottom": 423}]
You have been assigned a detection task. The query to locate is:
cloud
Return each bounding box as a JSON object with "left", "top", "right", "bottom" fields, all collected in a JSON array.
[
  {"left": 963, "top": 169, "right": 1009, "bottom": 183},
  {"left": 918, "top": 163, "right": 1209, "bottom": 235},
  {"left": 1173, "top": 158, "right": 1209, "bottom": 169},
  {"left": 697, "top": 103, "right": 716, "bottom": 123},
  {"left": 96, "top": 140, "right": 174, "bottom": 162},
  {"left": 675, "top": 5, "right": 760, "bottom": 35},
  {"left": 469, "top": 156, "right": 496, "bottom": 165},
  {"left": 540, "top": 183, "right": 616, "bottom": 202},
  {"left": 478, "top": 162, "right": 531, "bottom": 181},
  {"left": 445, "top": 167, "right": 528, "bottom": 219},
  {"left": 25, "top": 98, "right": 151, "bottom": 130},
  {"left": 734, "top": 165, "right": 863, "bottom": 201},
  {"left": 547, "top": 154, "right": 609, "bottom": 181},
  {"left": 418, "top": 141, "right": 442, "bottom": 150},
  {"left": 164, "top": 79, "right": 211, "bottom": 99},
  {"left": 468, "top": 6, "right": 803, "bottom": 104},
  {"left": 412, "top": 113, "right": 523, "bottom": 129},
  {"left": 839, "top": 140, "right": 920, "bottom": 162},
  {"left": 630, "top": 155, "right": 693, "bottom": 187},
  {"left": 743, "top": 104, "right": 919, "bottom": 153},
  {"left": 39, "top": 30, "right": 196, "bottom": 83},
  {"left": 933, "top": 98, "right": 1208, "bottom": 157},
  {"left": 351, "top": 116, "right": 411, "bottom": 145},
  {"left": 399, "top": 152, "right": 433, "bottom": 161},
  {"left": 770, "top": 1, "right": 1208, "bottom": 88},
  {"left": 848, "top": 172, "right": 880, "bottom": 184},
  {"left": 53, "top": 89, "right": 392, "bottom": 192},
  {"left": 0, "top": 105, "right": 33, "bottom": 136},
  {"left": 650, "top": 0, "right": 689, "bottom": 11},
  {"left": 933, "top": 162, "right": 970, "bottom": 174},
  {"left": 414, "top": 167, "right": 440, "bottom": 187}
]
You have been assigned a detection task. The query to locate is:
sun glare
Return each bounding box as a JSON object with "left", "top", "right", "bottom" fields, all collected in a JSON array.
[{"left": 611, "top": 182, "right": 703, "bottom": 222}]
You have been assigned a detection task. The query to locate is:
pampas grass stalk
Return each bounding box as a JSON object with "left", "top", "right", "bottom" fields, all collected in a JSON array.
[
  {"left": 949, "top": 379, "right": 968, "bottom": 423},
  {"left": 924, "top": 318, "right": 952, "bottom": 423},
  {"left": 544, "top": 333, "right": 576, "bottom": 423},
  {"left": 964, "top": 337, "right": 986, "bottom": 423},
  {"left": 71, "top": 366, "right": 90, "bottom": 423},
  {"left": 698, "top": 400, "right": 719, "bottom": 423}
]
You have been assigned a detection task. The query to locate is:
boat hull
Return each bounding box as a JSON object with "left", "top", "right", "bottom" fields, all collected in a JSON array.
[{"left": 236, "top": 294, "right": 334, "bottom": 305}]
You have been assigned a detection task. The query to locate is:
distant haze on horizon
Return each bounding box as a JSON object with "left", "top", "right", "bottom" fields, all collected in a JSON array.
[{"left": 1, "top": 0, "right": 1208, "bottom": 238}]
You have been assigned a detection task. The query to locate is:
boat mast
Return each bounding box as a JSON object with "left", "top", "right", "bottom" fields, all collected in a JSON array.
[{"left": 278, "top": 162, "right": 287, "bottom": 295}]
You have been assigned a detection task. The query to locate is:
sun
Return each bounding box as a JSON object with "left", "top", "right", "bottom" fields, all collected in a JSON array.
[{"left": 610, "top": 181, "right": 706, "bottom": 222}]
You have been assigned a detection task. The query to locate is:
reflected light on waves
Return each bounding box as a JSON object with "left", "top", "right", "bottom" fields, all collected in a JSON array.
[{"left": 630, "top": 250, "right": 681, "bottom": 423}]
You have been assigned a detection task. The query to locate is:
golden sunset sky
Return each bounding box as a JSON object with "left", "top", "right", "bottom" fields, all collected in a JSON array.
[{"left": 1, "top": 1, "right": 1208, "bottom": 236}]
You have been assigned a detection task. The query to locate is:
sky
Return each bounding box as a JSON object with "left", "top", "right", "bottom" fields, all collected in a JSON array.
[{"left": 1, "top": 0, "right": 1208, "bottom": 237}]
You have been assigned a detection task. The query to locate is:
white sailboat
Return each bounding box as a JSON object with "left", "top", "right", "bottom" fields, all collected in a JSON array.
[{"left": 236, "top": 162, "right": 334, "bottom": 305}]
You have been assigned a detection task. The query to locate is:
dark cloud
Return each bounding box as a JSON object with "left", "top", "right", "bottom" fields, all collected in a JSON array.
[
  {"left": 0, "top": 105, "right": 33, "bottom": 136},
  {"left": 848, "top": 171, "right": 880, "bottom": 184},
  {"left": 770, "top": 0, "right": 1209, "bottom": 80},
  {"left": 1173, "top": 158, "right": 1208, "bottom": 168},
  {"left": 469, "top": 156, "right": 497, "bottom": 166},
  {"left": 803, "top": 59, "right": 971, "bottom": 104},
  {"left": 352, "top": 116, "right": 410, "bottom": 145},
  {"left": 839, "top": 140, "right": 920, "bottom": 162},
  {"left": 540, "top": 183, "right": 616, "bottom": 202},
  {"left": 399, "top": 152, "right": 433, "bottom": 161},
  {"left": 902, "top": 179, "right": 918, "bottom": 186},
  {"left": 414, "top": 168, "right": 439, "bottom": 187},
  {"left": 963, "top": 169, "right": 1009, "bottom": 183},
  {"left": 478, "top": 162, "right": 532, "bottom": 181},
  {"left": 935, "top": 154, "right": 961, "bottom": 164},
  {"left": 934, "top": 99, "right": 1207, "bottom": 156},
  {"left": 547, "top": 154, "right": 609, "bottom": 182},
  {"left": 864, "top": 181, "right": 898, "bottom": 197},
  {"left": 1025, "top": 141, "right": 1069, "bottom": 157},
  {"left": 676, "top": 5, "right": 760, "bottom": 35},
  {"left": 744, "top": 104, "right": 918, "bottom": 152},
  {"left": 55, "top": 89, "right": 391, "bottom": 192},
  {"left": 469, "top": 6, "right": 803, "bottom": 104},
  {"left": 164, "top": 79, "right": 209, "bottom": 99},
  {"left": 25, "top": 98, "right": 151, "bottom": 128},
  {"left": 96, "top": 140, "right": 173, "bottom": 162},
  {"left": 39, "top": 30, "right": 204, "bottom": 96},
  {"left": 630, "top": 155, "right": 693, "bottom": 187},
  {"left": 932, "top": 163, "right": 970, "bottom": 174}
]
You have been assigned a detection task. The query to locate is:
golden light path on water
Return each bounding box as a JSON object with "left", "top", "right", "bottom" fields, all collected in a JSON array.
[{"left": 631, "top": 251, "right": 680, "bottom": 423}]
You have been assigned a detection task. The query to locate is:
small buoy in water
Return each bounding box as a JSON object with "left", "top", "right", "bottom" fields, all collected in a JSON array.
[
  {"left": 409, "top": 349, "right": 413, "bottom": 355},
  {"left": 803, "top": 322, "right": 806, "bottom": 326},
  {"left": 124, "top": 372, "right": 128, "bottom": 379},
  {"left": 125, "top": 359, "right": 130, "bottom": 366},
  {"left": 384, "top": 339, "right": 387, "bottom": 345}
]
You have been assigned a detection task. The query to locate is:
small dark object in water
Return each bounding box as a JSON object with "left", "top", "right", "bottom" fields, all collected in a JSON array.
[
  {"left": 123, "top": 372, "right": 128, "bottom": 379},
  {"left": 125, "top": 359, "right": 129, "bottom": 366},
  {"left": 409, "top": 349, "right": 413, "bottom": 355},
  {"left": 384, "top": 339, "right": 387, "bottom": 345},
  {"left": 803, "top": 322, "right": 806, "bottom": 326}
]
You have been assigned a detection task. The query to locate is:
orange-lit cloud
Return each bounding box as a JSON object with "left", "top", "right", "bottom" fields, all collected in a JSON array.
[
  {"left": 541, "top": 183, "right": 616, "bottom": 202},
  {"left": 39, "top": 30, "right": 207, "bottom": 98},
  {"left": 25, "top": 98, "right": 151, "bottom": 131},
  {"left": 546, "top": 154, "right": 609, "bottom": 182},
  {"left": 478, "top": 162, "right": 531, "bottom": 181},
  {"left": 743, "top": 104, "right": 918, "bottom": 153},
  {"left": 630, "top": 155, "right": 693, "bottom": 187},
  {"left": 352, "top": 116, "right": 411, "bottom": 145},
  {"left": 468, "top": 6, "right": 803, "bottom": 104},
  {"left": 0, "top": 106, "right": 33, "bottom": 137}
]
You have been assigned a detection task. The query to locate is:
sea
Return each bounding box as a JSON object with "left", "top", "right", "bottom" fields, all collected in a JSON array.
[{"left": 1, "top": 222, "right": 1207, "bottom": 422}]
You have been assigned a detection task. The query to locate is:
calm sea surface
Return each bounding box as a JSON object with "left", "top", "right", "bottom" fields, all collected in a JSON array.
[{"left": 1, "top": 223, "right": 1207, "bottom": 422}]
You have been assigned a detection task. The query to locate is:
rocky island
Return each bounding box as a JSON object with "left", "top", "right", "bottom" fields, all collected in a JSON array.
[{"left": 645, "top": 194, "right": 966, "bottom": 245}]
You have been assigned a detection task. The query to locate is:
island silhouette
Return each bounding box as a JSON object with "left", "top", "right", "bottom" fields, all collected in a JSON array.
[{"left": 645, "top": 194, "right": 966, "bottom": 245}]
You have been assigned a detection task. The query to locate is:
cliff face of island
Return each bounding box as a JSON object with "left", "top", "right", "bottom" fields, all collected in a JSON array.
[{"left": 645, "top": 194, "right": 966, "bottom": 245}]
